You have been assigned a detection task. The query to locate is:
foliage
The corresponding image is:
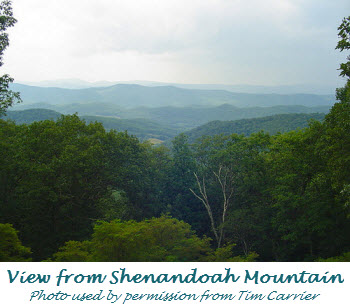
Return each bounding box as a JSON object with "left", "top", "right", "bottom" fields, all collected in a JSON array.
[
  {"left": 3, "top": 109, "right": 179, "bottom": 142},
  {"left": 82, "top": 116, "right": 179, "bottom": 141},
  {"left": 0, "top": 0, "right": 20, "bottom": 115},
  {"left": 49, "top": 241, "right": 91, "bottom": 262},
  {"left": 1, "top": 107, "right": 350, "bottom": 262},
  {"left": 190, "top": 132, "right": 274, "bottom": 257},
  {"left": 318, "top": 252, "right": 350, "bottom": 262},
  {"left": 0, "top": 223, "right": 31, "bottom": 261},
  {"left": 51, "top": 216, "right": 257, "bottom": 262},
  {"left": 52, "top": 216, "right": 213, "bottom": 262},
  {"left": 206, "top": 243, "right": 259, "bottom": 262},
  {"left": 336, "top": 16, "right": 350, "bottom": 78},
  {"left": 168, "top": 134, "right": 203, "bottom": 227},
  {"left": 0, "top": 115, "right": 169, "bottom": 260},
  {"left": 267, "top": 126, "right": 350, "bottom": 260}
]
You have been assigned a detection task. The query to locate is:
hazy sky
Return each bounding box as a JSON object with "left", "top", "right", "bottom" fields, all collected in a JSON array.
[{"left": 2, "top": 0, "right": 350, "bottom": 86}]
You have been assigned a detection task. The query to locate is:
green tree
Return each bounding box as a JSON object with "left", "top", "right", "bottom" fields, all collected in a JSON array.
[
  {"left": 0, "top": 116, "right": 110, "bottom": 259},
  {"left": 51, "top": 216, "right": 213, "bottom": 262},
  {"left": 221, "top": 132, "right": 274, "bottom": 259},
  {"left": 0, "top": 223, "right": 31, "bottom": 261},
  {"left": 318, "top": 252, "right": 350, "bottom": 262},
  {"left": 267, "top": 125, "right": 350, "bottom": 261},
  {"left": 336, "top": 16, "right": 350, "bottom": 79},
  {"left": 0, "top": 115, "right": 158, "bottom": 260},
  {"left": 207, "top": 243, "right": 258, "bottom": 262},
  {"left": 168, "top": 134, "right": 202, "bottom": 225},
  {"left": 263, "top": 17, "right": 350, "bottom": 261},
  {"left": 0, "top": 0, "right": 20, "bottom": 115},
  {"left": 315, "top": 15, "right": 350, "bottom": 213},
  {"left": 190, "top": 132, "right": 272, "bottom": 256},
  {"left": 50, "top": 241, "right": 90, "bottom": 262}
]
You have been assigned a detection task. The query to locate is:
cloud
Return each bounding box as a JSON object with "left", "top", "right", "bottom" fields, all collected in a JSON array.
[
  {"left": 3, "top": 0, "right": 350, "bottom": 85},
  {"left": 10, "top": 0, "right": 305, "bottom": 56}
]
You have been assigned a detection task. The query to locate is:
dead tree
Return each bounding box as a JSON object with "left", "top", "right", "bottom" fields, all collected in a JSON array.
[{"left": 190, "top": 165, "right": 234, "bottom": 248}]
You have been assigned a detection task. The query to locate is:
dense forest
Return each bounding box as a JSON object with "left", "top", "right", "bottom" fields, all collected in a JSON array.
[{"left": 0, "top": 3, "right": 349, "bottom": 262}]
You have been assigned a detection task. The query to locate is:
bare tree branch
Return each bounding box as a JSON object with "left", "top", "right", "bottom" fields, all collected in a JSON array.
[
  {"left": 190, "top": 166, "right": 235, "bottom": 248},
  {"left": 190, "top": 172, "right": 219, "bottom": 245}
]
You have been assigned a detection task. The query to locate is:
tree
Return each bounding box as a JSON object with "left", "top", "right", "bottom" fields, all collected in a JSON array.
[
  {"left": 0, "top": 115, "right": 158, "bottom": 260},
  {"left": 335, "top": 16, "right": 350, "bottom": 108},
  {"left": 319, "top": 15, "right": 350, "bottom": 208},
  {"left": 51, "top": 216, "right": 213, "bottom": 262},
  {"left": 169, "top": 134, "right": 204, "bottom": 229},
  {"left": 0, "top": 223, "right": 31, "bottom": 261},
  {"left": 189, "top": 134, "right": 239, "bottom": 248},
  {"left": 336, "top": 16, "right": 350, "bottom": 79},
  {"left": 267, "top": 125, "right": 350, "bottom": 261},
  {"left": 190, "top": 132, "right": 273, "bottom": 256},
  {"left": 221, "top": 132, "right": 274, "bottom": 259},
  {"left": 190, "top": 165, "right": 234, "bottom": 248},
  {"left": 0, "top": 0, "right": 20, "bottom": 115}
]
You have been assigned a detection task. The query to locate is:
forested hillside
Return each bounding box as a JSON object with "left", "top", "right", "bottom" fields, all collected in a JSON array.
[
  {"left": 3, "top": 109, "right": 326, "bottom": 143},
  {"left": 119, "top": 104, "right": 330, "bottom": 129},
  {"left": 185, "top": 113, "right": 325, "bottom": 142},
  {"left": 4, "top": 108, "right": 62, "bottom": 123},
  {"left": 10, "top": 102, "right": 331, "bottom": 130}
]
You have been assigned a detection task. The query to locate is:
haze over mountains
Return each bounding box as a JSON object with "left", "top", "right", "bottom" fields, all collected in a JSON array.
[
  {"left": 10, "top": 82, "right": 334, "bottom": 109},
  {"left": 19, "top": 79, "right": 336, "bottom": 95}
]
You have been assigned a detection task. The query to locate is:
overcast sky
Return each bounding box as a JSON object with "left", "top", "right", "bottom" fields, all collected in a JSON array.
[{"left": 2, "top": 0, "right": 350, "bottom": 87}]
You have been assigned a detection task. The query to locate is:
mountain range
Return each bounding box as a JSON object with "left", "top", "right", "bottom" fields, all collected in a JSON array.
[
  {"left": 10, "top": 83, "right": 335, "bottom": 110},
  {"left": 6, "top": 82, "right": 335, "bottom": 136},
  {"left": 18, "top": 79, "right": 337, "bottom": 95}
]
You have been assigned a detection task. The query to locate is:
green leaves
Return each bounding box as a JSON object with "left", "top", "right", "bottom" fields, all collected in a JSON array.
[
  {"left": 0, "top": 115, "right": 159, "bottom": 259},
  {"left": 0, "top": 223, "right": 31, "bottom": 261},
  {"left": 0, "top": 74, "right": 21, "bottom": 116},
  {"left": 0, "top": 1, "right": 20, "bottom": 115},
  {"left": 336, "top": 16, "right": 350, "bottom": 52},
  {"left": 336, "top": 16, "right": 350, "bottom": 78},
  {"left": 0, "top": 0, "right": 16, "bottom": 64},
  {"left": 52, "top": 216, "right": 213, "bottom": 262}
]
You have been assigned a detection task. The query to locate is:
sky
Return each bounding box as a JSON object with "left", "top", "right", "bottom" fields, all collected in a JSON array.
[{"left": 2, "top": 0, "right": 350, "bottom": 87}]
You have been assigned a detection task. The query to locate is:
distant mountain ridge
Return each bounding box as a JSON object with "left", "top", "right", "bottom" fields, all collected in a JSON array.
[
  {"left": 19, "top": 79, "right": 336, "bottom": 95},
  {"left": 10, "top": 83, "right": 335, "bottom": 109}
]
